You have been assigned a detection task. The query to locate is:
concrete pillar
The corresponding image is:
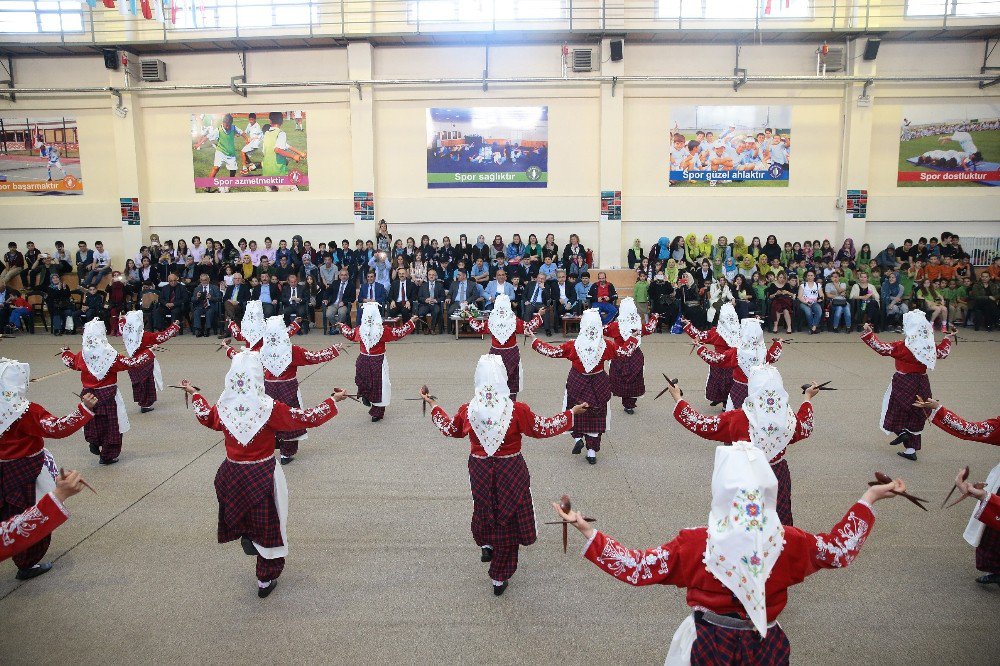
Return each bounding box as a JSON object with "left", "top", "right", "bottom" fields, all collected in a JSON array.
[
  {"left": 598, "top": 37, "right": 625, "bottom": 268},
  {"left": 348, "top": 42, "right": 376, "bottom": 240},
  {"left": 109, "top": 61, "right": 150, "bottom": 256},
  {"left": 837, "top": 51, "right": 876, "bottom": 245}
]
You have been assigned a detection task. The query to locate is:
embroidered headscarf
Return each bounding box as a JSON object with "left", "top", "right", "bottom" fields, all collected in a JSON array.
[
  {"left": 742, "top": 365, "right": 797, "bottom": 461},
  {"left": 716, "top": 302, "right": 740, "bottom": 347},
  {"left": 575, "top": 309, "right": 607, "bottom": 373},
  {"left": 685, "top": 233, "right": 700, "bottom": 260},
  {"left": 665, "top": 258, "right": 679, "bottom": 284},
  {"left": 467, "top": 355, "right": 515, "bottom": 457},
  {"left": 0, "top": 358, "right": 30, "bottom": 436},
  {"left": 260, "top": 316, "right": 293, "bottom": 377},
  {"left": 488, "top": 294, "right": 517, "bottom": 345},
  {"left": 704, "top": 443, "right": 784, "bottom": 636},
  {"left": 121, "top": 310, "right": 146, "bottom": 358},
  {"left": 903, "top": 310, "right": 937, "bottom": 371},
  {"left": 217, "top": 351, "right": 274, "bottom": 447},
  {"left": 240, "top": 300, "right": 266, "bottom": 349},
  {"left": 616, "top": 297, "right": 642, "bottom": 344},
  {"left": 82, "top": 319, "right": 117, "bottom": 381},
  {"left": 359, "top": 301, "right": 384, "bottom": 352},
  {"left": 736, "top": 318, "right": 767, "bottom": 376}
]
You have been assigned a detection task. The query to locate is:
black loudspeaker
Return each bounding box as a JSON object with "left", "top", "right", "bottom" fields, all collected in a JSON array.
[
  {"left": 102, "top": 48, "right": 119, "bottom": 71},
  {"left": 862, "top": 38, "right": 880, "bottom": 61},
  {"left": 610, "top": 40, "right": 623, "bottom": 62}
]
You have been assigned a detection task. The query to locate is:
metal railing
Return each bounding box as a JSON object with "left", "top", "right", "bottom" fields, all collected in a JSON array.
[{"left": 0, "top": 1, "right": 998, "bottom": 46}]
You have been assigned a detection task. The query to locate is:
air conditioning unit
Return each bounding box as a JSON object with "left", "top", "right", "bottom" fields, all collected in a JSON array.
[
  {"left": 140, "top": 59, "right": 167, "bottom": 82},
  {"left": 823, "top": 47, "right": 845, "bottom": 73},
  {"left": 572, "top": 49, "right": 594, "bottom": 72}
]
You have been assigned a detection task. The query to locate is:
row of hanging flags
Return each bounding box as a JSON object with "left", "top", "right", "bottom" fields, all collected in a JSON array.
[{"left": 81, "top": 1, "right": 204, "bottom": 24}]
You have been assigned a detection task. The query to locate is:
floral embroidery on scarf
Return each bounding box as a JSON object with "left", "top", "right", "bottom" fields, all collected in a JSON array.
[{"left": 728, "top": 488, "right": 767, "bottom": 533}]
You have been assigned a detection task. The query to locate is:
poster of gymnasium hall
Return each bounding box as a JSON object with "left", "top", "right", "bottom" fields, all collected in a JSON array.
[
  {"left": 426, "top": 107, "right": 548, "bottom": 188},
  {"left": 0, "top": 116, "right": 84, "bottom": 195},
  {"left": 191, "top": 110, "right": 309, "bottom": 193}
]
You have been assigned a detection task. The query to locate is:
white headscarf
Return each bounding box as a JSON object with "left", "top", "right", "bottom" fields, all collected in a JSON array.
[
  {"left": 0, "top": 358, "right": 30, "bottom": 436},
  {"left": 217, "top": 351, "right": 274, "bottom": 447},
  {"left": 736, "top": 318, "right": 766, "bottom": 377},
  {"left": 488, "top": 294, "right": 517, "bottom": 345},
  {"left": 240, "top": 300, "right": 266, "bottom": 349},
  {"left": 467, "top": 355, "right": 515, "bottom": 457},
  {"left": 742, "top": 365, "right": 797, "bottom": 461},
  {"left": 260, "top": 316, "right": 293, "bottom": 377},
  {"left": 706, "top": 280, "right": 732, "bottom": 322},
  {"left": 359, "top": 301, "right": 384, "bottom": 352},
  {"left": 716, "top": 301, "right": 740, "bottom": 348},
  {"left": 617, "top": 297, "right": 642, "bottom": 344},
  {"left": 575, "top": 309, "right": 607, "bottom": 373},
  {"left": 704, "top": 443, "right": 784, "bottom": 636},
  {"left": 121, "top": 310, "right": 145, "bottom": 358},
  {"left": 82, "top": 319, "right": 117, "bottom": 381},
  {"left": 903, "top": 310, "right": 937, "bottom": 371}
]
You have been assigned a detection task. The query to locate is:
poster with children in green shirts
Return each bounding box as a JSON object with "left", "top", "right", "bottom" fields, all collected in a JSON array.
[{"left": 191, "top": 110, "right": 309, "bottom": 193}]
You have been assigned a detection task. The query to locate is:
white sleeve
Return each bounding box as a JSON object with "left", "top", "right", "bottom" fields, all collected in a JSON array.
[{"left": 275, "top": 131, "right": 289, "bottom": 150}]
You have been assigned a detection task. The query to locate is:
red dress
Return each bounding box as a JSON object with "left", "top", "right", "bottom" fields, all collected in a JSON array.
[
  {"left": 584, "top": 500, "right": 876, "bottom": 665},
  {"left": 340, "top": 320, "right": 415, "bottom": 418},
  {"left": 431, "top": 401, "right": 573, "bottom": 582},
  {"left": 117, "top": 320, "right": 180, "bottom": 408},
  {"left": 672, "top": 399, "right": 814, "bottom": 526},
  {"left": 862, "top": 332, "right": 951, "bottom": 450},
  {"left": 467, "top": 313, "right": 542, "bottom": 395},
  {"left": 684, "top": 322, "right": 734, "bottom": 404},
  {"left": 604, "top": 315, "right": 658, "bottom": 406},
  {"left": 695, "top": 340, "right": 783, "bottom": 409}
]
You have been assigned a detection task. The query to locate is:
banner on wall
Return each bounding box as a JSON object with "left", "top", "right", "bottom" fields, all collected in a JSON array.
[
  {"left": 0, "top": 116, "right": 84, "bottom": 195},
  {"left": 354, "top": 191, "right": 374, "bottom": 222},
  {"left": 601, "top": 191, "right": 621, "bottom": 221},
  {"left": 668, "top": 105, "right": 791, "bottom": 187},
  {"left": 191, "top": 111, "right": 309, "bottom": 193},
  {"left": 426, "top": 107, "right": 548, "bottom": 188},
  {"left": 897, "top": 104, "right": 1000, "bottom": 187}
]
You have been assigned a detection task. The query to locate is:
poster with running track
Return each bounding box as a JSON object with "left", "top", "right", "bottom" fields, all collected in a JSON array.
[
  {"left": 191, "top": 110, "right": 309, "bottom": 193},
  {"left": 897, "top": 104, "right": 1000, "bottom": 187},
  {"left": 0, "top": 116, "right": 84, "bottom": 195}
]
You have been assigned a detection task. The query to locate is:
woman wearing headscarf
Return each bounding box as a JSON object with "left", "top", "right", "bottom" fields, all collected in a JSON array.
[
  {"left": 738, "top": 254, "right": 757, "bottom": 281},
  {"left": 339, "top": 302, "right": 416, "bottom": 422},
  {"left": 837, "top": 238, "right": 856, "bottom": 263},
  {"left": 721, "top": 258, "right": 738, "bottom": 283},
  {"left": 471, "top": 235, "right": 491, "bottom": 264},
  {"left": 692, "top": 318, "right": 783, "bottom": 409},
  {"left": 227, "top": 300, "right": 300, "bottom": 351},
  {"left": 226, "top": 316, "right": 343, "bottom": 464},
  {"left": 649, "top": 272, "right": 677, "bottom": 327},
  {"left": 556, "top": 441, "right": 901, "bottom": 665},
  {"left": 731, "top": 235, "right": 749, "bottom": 261},
  {"left": 671, "top": 365, "right": 818, "bottom": 526},
  {"left": 683, "top": 302, "right": 739, "bottom": 407},
  {"left": 182, "top": 352, "right": 344, "bottom": 598},
  {"left": 0, "top": 358, "right": 95, "bottom": 580},
  {"left": 706, "top": 276, "right": 734, "bottom": 324},
  {"left": 604, "top": 298, "right": 658, "bottom": 415},
  {"left": 762, "top": 234, "right": 782, "bottom": 263},
  {"left": 424, "top": 355, "right": 585, "bottom": 596},
  {"left": 710, "top": 235, "right": 731, "bottom": 273},
  {"left": 60, "top": 320, "right": 154, "bottom": 465},
  {"left": 665, "top": 258, "right": 680, "bottom": 285},
  {"left": 467, "top": 294, "right": 543, "bottom": 399},
  {"left": 677, "top": 271, "right": 707, "bottom": 329},
  {"left": 685, "top": 233, "right": 701, "bottom": 263},
  {"left": 531, "top": 309, "right": 636, "bottom": 464},
  {"left": 627, "top": 238, "right": 645, "bottom": 270},
  {"left": 119, "top": 311, "right": 180, "bottom": 414},
  {"left": 698, "top": 234, "right": 713, "bottom": 261},
  {"left": 861, "top": 313, "right": 954, "bottom": 461},
  {"left": 656, "top": 237, "right": 671, "bottom": 263}
]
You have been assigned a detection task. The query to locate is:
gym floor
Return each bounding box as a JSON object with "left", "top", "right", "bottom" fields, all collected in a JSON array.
[{"left": 1, "top": 328, "right": 998, "bottom": 665}]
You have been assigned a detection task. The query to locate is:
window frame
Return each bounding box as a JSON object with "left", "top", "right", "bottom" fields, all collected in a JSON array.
[
  {"left": 656, "top": 0, "right": 814, "bottom": 21},
  {"left": 408, "top": 0, "right": 566, "bottom": 26},
  {"left": 905, "top": 0, "right": 1000, "bottom": 18},
  {"left": 0, "top": 0, "right": 83, "bottom": 35}
]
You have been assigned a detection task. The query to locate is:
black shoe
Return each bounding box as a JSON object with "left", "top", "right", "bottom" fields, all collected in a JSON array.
[
  {"left": 140, "top": 406, "right": 154, "bottom": 413},
  {"left": 89, "top": 443, "right": 101, "bottom": 456},
  {"left": 572, "top": 438, "right": 585, "bottom": 454},
  {"left": 897, "top": 451, "right": 917, "bottom": 461},
  {"left": 481, "top": 546, "right": 494, "bottom": 562},
  {"left": 587, "top": 454, "right": 597, "bottom": 465},
  {"left": 99, "top": 457, "right": 119, "bottom": 465},
  {"left": 257, "top": 580, "right": 278, "bottom": 598},
  {"left": 361, "top": 397, "right": 371, "bottom": 407},
  {"left": 624, "top": 407, "right": 635, "bottom": 415},
  {"left": 240, "top": 536, "right": 257, "bottom": 556},
  {"left": 888, "top": 432, "right": 911, "bottom": 447},
  {"left": 15, "top": 562, "right": 52, "bottom": 580},
  {"left": 975, "top": 573, "right": 1000, "bottom": 586},
  {"left": 492, "top": 581, "right": 508, "bottom": 596},
  {"left": 371, "top": 416, "right": 382, "bottom": 423},
  {"left": 545, "top": 330, "right": 553, "bottom": 336},
  {"left": 280, "top": 455, "right": 294, "bottom": 465},
  {"left": 709, "top": 401, "right": 721, "bottom": 407}
]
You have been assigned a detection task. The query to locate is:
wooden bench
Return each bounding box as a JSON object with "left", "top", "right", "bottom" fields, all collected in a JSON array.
[{"left": 561, "top": 315, "right": 582, "bottom": 336}]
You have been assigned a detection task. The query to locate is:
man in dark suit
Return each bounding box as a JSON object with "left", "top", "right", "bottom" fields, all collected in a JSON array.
[
  {"left": 417, "top": 268, "right": 447, "bottom": 334},
  {"left": 252, "top": 274, "right": 282, "bottom": 318},
  {"left": 156, "top": 273, "right": 186, "bottom": 332},
  {"left": 549, "top": 269, "right": 582, "bottom": 333},
  {"left": 387, "top": 266, "right": 417, "bottom": 321},
  {"left": 356, "top": 270, "right": 387, "bottom": 326},
  {"left": 281, "top": 273, "right": 309, "bottom": 333},
  {"left": 522, "top": 273, "right": 553, "bottom": 333},
  {"left": 445, "top": 268, "right": 483, "bottom": 322},
  {"left": 588, "top": 271, "right": 619, "bottom": 324},
  {"left": 190, "top": 273, "right": 222, "bottom": 337},
  {"left": 323, "top": 267, "right": 356, "bottom": 331},
  {"left": 222, "top": 273, "right": 250, "bottom": 331}
]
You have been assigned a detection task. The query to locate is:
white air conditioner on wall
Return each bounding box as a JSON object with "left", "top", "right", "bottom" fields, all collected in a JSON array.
[
  {"left": 572, "top": 49, "right": 594, "bottom": 72},
  {"left": 140, "top": 59, "right": 167, "bottom": 82}
]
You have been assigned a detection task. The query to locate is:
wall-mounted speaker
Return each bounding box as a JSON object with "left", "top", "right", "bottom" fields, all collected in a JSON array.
[
  {"left": 863, "top": 38, "right": 880, "bottom": 61},
  {"left": 102, "top": 48, "right": 119, "bottom": 71},
  {"left": 610, "top": 40, "right": 623, "bottom": 62}
]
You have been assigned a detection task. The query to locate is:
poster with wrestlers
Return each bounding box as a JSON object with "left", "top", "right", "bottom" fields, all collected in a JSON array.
[
  {"left": 897, "top": 104, "right": 1000, "bottom": 187},
  {"left": 0, "top": 116, "right": 84, "bottom": 195},
  {"left": 426, "top": 107, "right": 548, "bottom": 188},
  {"left": 191, "top": 110, "right": 309, "bottom": 193},
  {"left": 668, "top": 105, "right": 791, "bottom": 187}
]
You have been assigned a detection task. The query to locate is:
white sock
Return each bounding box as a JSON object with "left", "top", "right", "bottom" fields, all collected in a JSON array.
[
  {"left": 492, "top": 579, "right": 504, "bottom": 586},
  {"left": 258, "top": 579, "right": 270, "bottom": 589},
  {"left": 903, "top": 447, "right": 916, "bottom": 455},
  {"left": 587, "top": 449, "right": 596, "bottom": 458}
]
